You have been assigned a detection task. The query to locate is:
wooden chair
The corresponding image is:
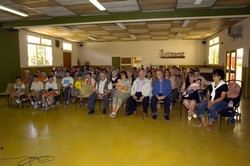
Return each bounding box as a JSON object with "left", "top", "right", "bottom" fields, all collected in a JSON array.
[
  {"left": 20, "top": 84, "right": 31, "bottom": 109},
  {"left": 96, "top": 94, "right": 112, "bottom": 114},
  {"left": 75, "top": 85, "right": 93, "bottom": 110},
  {"left": 54, "top": 83, "right": 64, "bottom": 109},
  {"left": 134, "top": 99, "right": 150, "bottom": 119},
  {"left": 0, "top": 83, "right": 15, "bottom": 106}
]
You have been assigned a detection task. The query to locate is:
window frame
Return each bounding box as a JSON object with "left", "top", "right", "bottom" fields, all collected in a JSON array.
[
  {"left": 62, "top": 42, "right": 73, "bottom": 51},
  {"left": 208, "top": 36, "right": 219, "bottom": 65},
  {"left": 27, "top": 35, "right": 53, "bottom": 67}
]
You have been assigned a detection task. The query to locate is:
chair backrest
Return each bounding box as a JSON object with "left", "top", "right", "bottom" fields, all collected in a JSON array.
[
  {"left": 80, "top": 85, "right": 93, "bottom": 98},
  {"left": 226, "top": 80, "right": 242, "bottom": 98},
  {"left": 57, "top": 83, "right": 61, "bottom": 95},
  {"left": 24, "top": 84, "right": 30, "bottom": 94},
  {"left": 227, "top": 82, "right": 241, "bottom": 98},
  {"left": 6, "top": 83, "right": 15, "bottom": 93},
  {"left": 56, "top": 79, "right": 62, "bottom": 85},
  {"left": 226, "top": 80, "right": 243, "bottom": 106}
]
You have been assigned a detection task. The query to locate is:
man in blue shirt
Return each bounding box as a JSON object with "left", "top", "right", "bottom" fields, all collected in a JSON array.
[{"left": 151, "top": 70, "right": 172, "bottom": 120}]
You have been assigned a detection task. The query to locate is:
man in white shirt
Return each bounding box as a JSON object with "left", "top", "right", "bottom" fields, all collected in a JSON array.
[
  {"left": 87, "top": 72, "right": 112, "bottom": 115},
  {"left": 126, "top": 69, "right": 152, "bottom": 117},
  {"left": 41, "top": 75, "right": 58, "bottom": 110},
  {"left": 61, "top": 70, "right": 74, "bottom": 105},
  {"left": 44, "top": 70, "right": 57, "bottom": 83},
  {"left": 28, "top": 75, "right": 44, "bottom": 106}
]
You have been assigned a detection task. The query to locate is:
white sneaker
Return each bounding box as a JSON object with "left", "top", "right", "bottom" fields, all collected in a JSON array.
[
  {"left": 192, "top": 113, "right": 197, "bottom": 118},
  {"left": 16, "top": 99, "right": 21, "bottom": 104},
  {"left": 109, "top": 112, "right": 117, "bottom": 118},
  {"left": 31, "top": 101, "right": 35, "bottom": 105},
  {"left": 187, "top": 116, "right": 192, "bottom": 121}
]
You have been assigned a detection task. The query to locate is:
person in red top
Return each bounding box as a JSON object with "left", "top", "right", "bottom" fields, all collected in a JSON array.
[
  {"left": 84, "top": 72, "right": 96, "bottom": 91},
  {"left": 37, "top": 70, "right": 46, "bottom": 82},
  {"left": 22, "top": 70, "right": 33, "bottom": 85}
]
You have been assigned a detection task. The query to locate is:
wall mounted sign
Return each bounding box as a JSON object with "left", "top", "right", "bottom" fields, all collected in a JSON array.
[{"left": 159, "top": 50, "right": 185, "bottom": 58}]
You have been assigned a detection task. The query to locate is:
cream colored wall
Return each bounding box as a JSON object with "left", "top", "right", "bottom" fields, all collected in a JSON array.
[
  {"left": 80, "top": 40, "right": 206, "bottom": 66},
  {"left": 19, "top": 30, "right": 208, "bottom": 67},
  {"left": 207, "top": 17, "right": 250, "bottom": 67},
  {"left": 19, "top": 30, "right": 80, "bottom": 68}
]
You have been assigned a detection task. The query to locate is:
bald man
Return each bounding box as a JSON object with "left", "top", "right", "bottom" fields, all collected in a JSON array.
[{"left": 126, "top": 69, "right": 152, "bottom": 117}]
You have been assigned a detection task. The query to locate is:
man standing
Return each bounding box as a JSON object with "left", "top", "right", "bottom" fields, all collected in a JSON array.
[
  {"left": 87, "top": 72, "right": 112, "bottom": 115},
  {"left": 151, "top": 70, "right": 172, "bottom": 120},
  {"left": 127, "top": 69, "right": 152, "bottom": 117}
]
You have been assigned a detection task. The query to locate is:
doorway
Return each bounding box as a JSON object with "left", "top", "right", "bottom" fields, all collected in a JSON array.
[
  {"left": 63, "top": 52, "right": 72, "bottom": 69},
  {"left": 226, "top": 48, "right": 243, "bottom": 81},
  {"left": 112, "top": 57, "right": 120, "bottom": 68}
]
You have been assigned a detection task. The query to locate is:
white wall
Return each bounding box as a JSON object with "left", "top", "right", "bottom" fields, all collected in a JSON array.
[
  {"left": 19, "top": 30, "right": 80, "bottom": 68},
  {"left": 80, "top": 40, "right": 206, "bottom": 66},
  {"left": 207, "top": 17, "right": 250, "bottom": 67}
]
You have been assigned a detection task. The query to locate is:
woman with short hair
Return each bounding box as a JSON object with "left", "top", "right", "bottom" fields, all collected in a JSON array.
[{"left": 197, "top": 69, "right": 228, "bottom": 130}]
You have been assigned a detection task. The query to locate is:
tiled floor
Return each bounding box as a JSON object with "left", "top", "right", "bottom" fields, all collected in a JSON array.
[{"left": 0, "top": 98, "right": 249, "bottom": 166}]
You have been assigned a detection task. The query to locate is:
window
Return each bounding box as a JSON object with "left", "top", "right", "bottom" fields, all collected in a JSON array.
[
  {"left": 63, "top": 42, "right": 72, "bottom": 51},
  {"left": 208, "top": 37, "right": 219, "bottom": 64},
  {"left": 27, "top": 35, "right": 52, "bottom": 66}
]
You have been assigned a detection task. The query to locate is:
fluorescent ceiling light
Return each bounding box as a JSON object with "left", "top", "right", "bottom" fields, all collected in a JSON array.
[
  {"left": 58, "top": 26, "right": 72, "bottom": 32},
  {"left": 176, "top": 33, "right": 181, "bottom": 37},
  {"left": 0, "top": 5, "right": 28, "bottom": 17},
  {"left": 116, "top": 22, "right": 126, "bottom": 29},
  {"left": 194, "top": 0, "right": 202, "bottom": 5},
  {"left": 182, "top": 20, "right": 190, "bottom": 27},
  {"left": 86, "top": 36, "right": 97, "bottom": 41},
  {"left": 89, "top": 0, "right": 106, "bottom": 11},
  {"left": 130, "top": 35, "right": 136, "bottom": 39}
]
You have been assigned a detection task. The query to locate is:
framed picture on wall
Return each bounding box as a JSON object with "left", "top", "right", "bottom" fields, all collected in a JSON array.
[{"left": 121, "top": 57, "right": 132, "bottom": 65}]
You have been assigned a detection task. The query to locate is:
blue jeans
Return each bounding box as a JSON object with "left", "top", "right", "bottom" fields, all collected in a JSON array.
[{"left": 198, "top": 100, "right": 228, "bottom": 122}]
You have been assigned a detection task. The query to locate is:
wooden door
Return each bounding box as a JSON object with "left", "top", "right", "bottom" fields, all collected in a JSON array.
[
  {"left": 63, "top": 52, "right": 71, "bottom": 69},
  {"left": 112, "top": 57, "right": 120, "bottom": 68}
]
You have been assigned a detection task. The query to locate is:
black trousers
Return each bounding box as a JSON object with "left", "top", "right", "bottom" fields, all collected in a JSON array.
[
  {"left": 128, "top": 92, "right": 149, "bottom": 113},
  {"left": 151, "top": 95, "right": 171, "bottom": 116}
]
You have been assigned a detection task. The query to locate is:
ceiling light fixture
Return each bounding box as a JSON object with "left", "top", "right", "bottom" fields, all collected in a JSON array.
[
  {"left": 58, "top": 26, "right": 72, "bottom": 32},
  {"left": 116, "top": 22, "right": 126, "bottom": 29},
  {"left": 0, "top": 5, "right": 28, "bottom": 17},
  {"left": 130, "top": 35, "right": 136, "bottom": 39},
  {"left": 176, "top": 33, "right": 181, "bottom": 37},
  {"left": 86, "top": 36, "right": 97, "bottom": 41},
  {"left": 194, "top": 0, "right": 203, "bottom": 5},
  {"left": 89, "top": 0, "right": 106, "bottom": 11},
  {"left": 182, "top": 20, "right": 190, "bottom": 27}
]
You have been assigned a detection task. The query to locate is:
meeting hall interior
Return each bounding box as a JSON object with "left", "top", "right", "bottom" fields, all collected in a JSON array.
[{"left": 0, "top": 0, "right": 250, "bottom": 166}]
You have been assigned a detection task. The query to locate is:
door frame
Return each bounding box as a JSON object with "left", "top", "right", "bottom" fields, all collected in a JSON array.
[{"left": 226, "top": 50, "right": 237, "bottom": 80}]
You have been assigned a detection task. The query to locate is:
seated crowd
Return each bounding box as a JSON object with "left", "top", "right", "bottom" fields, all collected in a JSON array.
[{"left": 9, "top": 65, "right": 232, "bottom": 130}]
